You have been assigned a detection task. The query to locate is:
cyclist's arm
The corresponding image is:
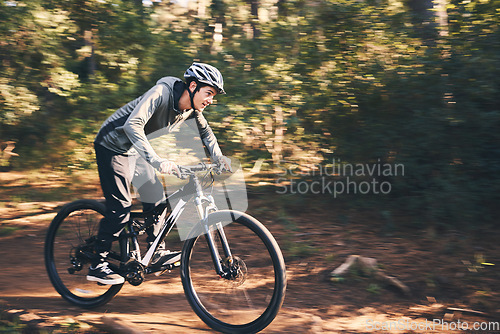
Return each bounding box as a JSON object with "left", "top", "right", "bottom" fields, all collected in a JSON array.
[
  {"left": 189, "top": 110, "right": 224, "bottom": 159},
  {"left": 122, "top": 85, "right": 169, "bottom": 170}
]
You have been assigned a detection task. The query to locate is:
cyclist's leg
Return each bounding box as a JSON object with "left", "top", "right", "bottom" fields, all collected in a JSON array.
[
  {"left": 94, "top": 144, "right": 135, "bottom": 268},
  {"left": 133, "top": 156, "right": 166, "bottom": 246},
  {"left": 132, "top": 157, "right": 179, "bottom": 264}
]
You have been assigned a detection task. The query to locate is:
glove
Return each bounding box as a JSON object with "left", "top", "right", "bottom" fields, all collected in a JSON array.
[
  {"left": 217, "top": 156, "right": 232, "bottom": 172},
  {"left": 159, "top": 160, "right": 181, "bottom": 176}
]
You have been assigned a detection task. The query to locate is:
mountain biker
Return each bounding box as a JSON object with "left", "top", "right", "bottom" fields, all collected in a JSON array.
[{"left": 88, "top": 62, "right": 231, "bottom": 285}]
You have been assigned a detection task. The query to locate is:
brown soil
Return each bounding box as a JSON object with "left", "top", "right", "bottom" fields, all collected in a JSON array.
[{"left": 1, "top": 171, "right": 499, "bottom": 333}]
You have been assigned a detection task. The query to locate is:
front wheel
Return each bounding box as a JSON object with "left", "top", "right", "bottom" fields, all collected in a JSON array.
[
  {"left": 181, "top": 210, "right": 286, "bottom": 333},
  {"left": 44, "top": 199, "right": 123, "bottom": 308}
]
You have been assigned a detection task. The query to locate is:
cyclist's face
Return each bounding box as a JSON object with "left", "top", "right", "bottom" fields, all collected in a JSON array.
[{"left": 193, "top": 85, "right": 217, "bottom": 111}]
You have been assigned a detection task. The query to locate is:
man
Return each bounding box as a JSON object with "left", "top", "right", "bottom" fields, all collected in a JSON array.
[{"left": 88, "top": 62, "right": 231, "bottom": 284}]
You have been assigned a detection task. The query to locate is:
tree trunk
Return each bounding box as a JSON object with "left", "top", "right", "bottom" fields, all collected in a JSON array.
[
  {"left": 407, "top": 0, "right": 437, "bottom": 45},
  {"left": 277, "top": 0, "right": 287, "bottom": 19},
  {"left": 247, "top": 0, "right": 260, "bottom": 39},
  {"left": 84, "top": 29, "right": 96, "bottom": 77},
  {"left": 435, "top": 0, "right": 449, "bottom": 37}
]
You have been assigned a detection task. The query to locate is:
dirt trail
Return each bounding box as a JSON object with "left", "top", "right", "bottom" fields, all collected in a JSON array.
[
  {"left": 0, "top": 208, "right": 367, "bottom": 333},
  {"left": 1, "top": 172, "right": 499, "bottom": 333},
  {"left": 0, "top": 214, "right": 358, "bottom": 333}
]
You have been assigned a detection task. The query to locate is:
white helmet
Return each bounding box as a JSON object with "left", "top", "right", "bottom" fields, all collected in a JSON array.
[{"left": 184, "top": 62, "right": 225, "bottom": 94}]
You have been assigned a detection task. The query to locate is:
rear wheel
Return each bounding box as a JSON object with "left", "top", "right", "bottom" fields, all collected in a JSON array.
[
  {"left": 44, "top": 199, "right": 123, "bottom": 308},
  {"left": 181, "top": 210, "right": 286, "bottom": 333}
]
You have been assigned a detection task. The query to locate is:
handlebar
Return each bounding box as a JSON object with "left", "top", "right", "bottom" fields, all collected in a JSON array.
[{"left": 176, "top": 162, "right": 224, "bottom": 179}]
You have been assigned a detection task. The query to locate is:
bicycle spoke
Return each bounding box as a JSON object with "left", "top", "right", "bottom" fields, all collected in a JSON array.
[
  {"left": 182, "top": 211, "right": 286, "bottom": 332},
  {"left": 45, "top": 200, "right": 122, "bottom": 308}
]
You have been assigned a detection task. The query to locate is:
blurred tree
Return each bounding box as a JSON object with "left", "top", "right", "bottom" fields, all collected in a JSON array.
[
  {"left": 1, "top": 0, "right": 498, "bottom": 227},
  {"left": 247, "top": 0, "right": 260, "bottom": 38}
]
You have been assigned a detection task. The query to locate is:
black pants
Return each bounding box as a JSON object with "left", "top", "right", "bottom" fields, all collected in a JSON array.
[{"left": 94, "top": 143, "right": 165, "bottom": 254}]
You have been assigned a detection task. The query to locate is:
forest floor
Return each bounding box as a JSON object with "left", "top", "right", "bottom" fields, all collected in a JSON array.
[{"left": 1, "top": 170, "right": 499, "bottom": 333}]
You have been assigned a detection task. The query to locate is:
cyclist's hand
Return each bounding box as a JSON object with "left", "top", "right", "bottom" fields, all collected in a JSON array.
[
  {"left": 217, "top": 156, "right": 232, "bottom": 172},
  {"left": 159, "top": 160, "right": 181, "bottom": 177}
]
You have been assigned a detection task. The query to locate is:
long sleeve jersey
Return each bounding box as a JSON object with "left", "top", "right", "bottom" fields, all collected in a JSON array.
[{"left": 94, "top": 76, "right": 223, "bottom": 170}]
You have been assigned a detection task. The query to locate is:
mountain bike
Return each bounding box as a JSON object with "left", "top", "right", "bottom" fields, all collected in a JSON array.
[{"left": 44, "top": 162, "right": 286, "bottom": 333}]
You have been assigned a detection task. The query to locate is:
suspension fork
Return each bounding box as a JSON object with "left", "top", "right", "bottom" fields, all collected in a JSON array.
[
  {"left": 215, "top": 222, "right": 232, "bottom": 260},
  {"left": 192, "top": 174, "right": 233, "bottom": 276},
  {"left": 203, "top": 223, "right": 234, "bottom": 277}
]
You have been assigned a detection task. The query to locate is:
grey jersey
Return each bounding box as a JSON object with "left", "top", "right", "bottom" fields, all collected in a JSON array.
[{"left": 95, "top": 76, "right": 223, "bottom": 169}]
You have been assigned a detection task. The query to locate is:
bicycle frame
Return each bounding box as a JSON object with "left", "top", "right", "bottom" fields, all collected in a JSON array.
[
  {"left": 45, "top": 159, "right": 285, "bottom": 333},
  {"left": 119, "top": 166, "right": 233, "bottom": 278}
]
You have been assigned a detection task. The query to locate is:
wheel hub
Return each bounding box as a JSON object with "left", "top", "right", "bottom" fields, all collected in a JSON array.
[{"left": 221, "top": 256, "right": 247, "bottom": 287}]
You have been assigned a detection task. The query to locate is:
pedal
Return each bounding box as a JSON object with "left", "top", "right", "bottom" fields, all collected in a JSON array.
[
  {"left": 153, "top": 261, "right": 180, "bottom": 276},
  {"left": 154, "top": 268, "right": 170, "bottom": 277}
]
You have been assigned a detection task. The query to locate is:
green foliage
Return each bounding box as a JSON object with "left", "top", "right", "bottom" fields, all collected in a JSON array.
[
  {"left": 0, "top": 306, "right": 26, "bottom": 333},
  {"left": 366, "top": 283, "right": 381, "bottom": 295},
  {"left": 0, "top": 226, "right": 21, "bottom": 237},
  {"left": 0, "top": 0, "right": 498, "bottom": 228}
]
